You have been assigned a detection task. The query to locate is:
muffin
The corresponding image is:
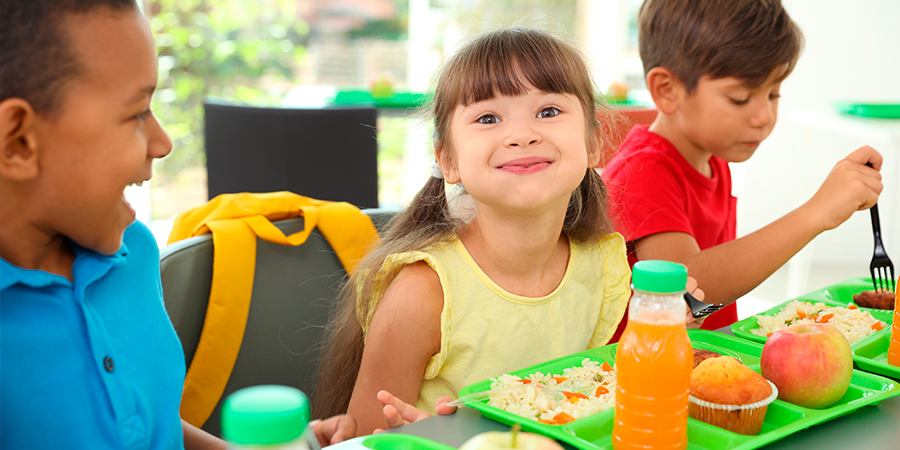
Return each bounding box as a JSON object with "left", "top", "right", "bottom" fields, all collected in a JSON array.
[{"left": 689, "top": 356, "right": 777, "bottom": 435}]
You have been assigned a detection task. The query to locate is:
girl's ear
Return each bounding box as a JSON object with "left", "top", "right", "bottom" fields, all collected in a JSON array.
[
  {"left": 0, "top": 98, "right": 40, "bottom": 181},
  {"left": 436, "top": 147, "right": 460, "bottom": 184},
  {"left": 645, "top": 67, "right": 684, "bottom": 115}
]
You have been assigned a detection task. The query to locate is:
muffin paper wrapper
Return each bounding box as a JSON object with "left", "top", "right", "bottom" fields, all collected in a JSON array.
[{"left": 689, "top": 380, "right": 778, "bottom": 435}]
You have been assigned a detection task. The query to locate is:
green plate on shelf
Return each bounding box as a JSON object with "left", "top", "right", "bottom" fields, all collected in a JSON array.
[
  {"left": 835, "top": 101, "right": 900, "bottom": 118},
  {"left": 730, "top": 277, "right": 897, "bottom": 380},
  {"left": 457, "top": 330, "right": 899, "bottom": 450}
]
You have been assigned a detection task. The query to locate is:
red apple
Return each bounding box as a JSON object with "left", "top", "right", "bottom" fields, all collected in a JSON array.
[{"left": 760, "top": 323, "right": 853, "bottom": 409}]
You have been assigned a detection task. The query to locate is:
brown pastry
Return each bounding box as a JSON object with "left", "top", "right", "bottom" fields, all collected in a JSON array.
[
  {"left": 688, "top": 356, "right": 777, "bottom": 435},
  {"left": 852, "top": 290, "right": 895, "bottom": 310},
  {"left": 693, "top": 349, "right": 722, "bottom": 369}
]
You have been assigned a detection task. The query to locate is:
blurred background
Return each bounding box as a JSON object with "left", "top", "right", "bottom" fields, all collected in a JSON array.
[{"left": 132, "top": 0, "right": 899, "bottom": 309}]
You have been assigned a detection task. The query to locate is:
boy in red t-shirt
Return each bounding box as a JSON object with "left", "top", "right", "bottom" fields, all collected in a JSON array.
[{"left": 603, "top": 0, "right": 884, "bottom": 339}]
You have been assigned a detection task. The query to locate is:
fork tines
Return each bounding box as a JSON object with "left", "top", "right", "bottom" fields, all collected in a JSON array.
[
  {"left": 870, "top": 259, "right": 896, "bottom": 293},
  {"left": 868, "top": 201, "right": 895, "bottom": 293}
]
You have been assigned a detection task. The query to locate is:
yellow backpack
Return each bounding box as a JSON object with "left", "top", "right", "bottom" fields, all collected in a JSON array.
[{"left": 166, "top": 191, "right": 380, "bottom": 428}]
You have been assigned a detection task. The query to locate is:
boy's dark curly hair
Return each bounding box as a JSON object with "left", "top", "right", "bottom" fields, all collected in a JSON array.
[{"left": 0, "top": 0, "right": 138, "bottom": 116}]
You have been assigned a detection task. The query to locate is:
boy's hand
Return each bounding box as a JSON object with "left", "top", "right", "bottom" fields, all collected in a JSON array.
[
  {"left": 805, "top": 145, "right": 883, "bottom": 231},
  {"left": 685, "top": 276, "right": 706, "bottom": 329},
  {"left": 310, "top": 414, "right": 357, "bottom": 447},
  {"left": 374, "top": 390, "right": 456, "bottom": 433}
]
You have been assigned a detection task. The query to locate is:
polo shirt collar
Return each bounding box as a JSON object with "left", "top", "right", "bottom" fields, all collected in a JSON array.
[{"left": 0, "top": 240, "right": 129, "bottom": 291}]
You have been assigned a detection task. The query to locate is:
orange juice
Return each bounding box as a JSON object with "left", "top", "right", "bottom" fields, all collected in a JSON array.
[{"left": 612, "top": 260, "right": 692, "bottom": 450}]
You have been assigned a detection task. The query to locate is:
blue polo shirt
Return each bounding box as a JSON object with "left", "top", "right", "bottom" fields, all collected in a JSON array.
[{"left": 1, "top": 221, "right": 186, "bottom": 449}]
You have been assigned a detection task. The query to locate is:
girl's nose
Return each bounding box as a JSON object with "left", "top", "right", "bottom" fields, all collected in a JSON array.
[{"left": 504, "top": 122, "right": 542, "bottom": 148}]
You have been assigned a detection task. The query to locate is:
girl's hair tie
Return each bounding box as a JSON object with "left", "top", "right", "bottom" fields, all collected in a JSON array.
[{"left": 431, "top": 161, "right": 444, "bottom": 179}]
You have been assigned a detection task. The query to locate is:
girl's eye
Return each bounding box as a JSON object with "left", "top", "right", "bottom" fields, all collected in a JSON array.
[
  {"left": 769, "top": 93, "right": 782, "bottom": 100},
  {"left": 538, "top": 107, "right": 560, "bottom": 118},
  {"left": 729, "top": 97, "right": 750, "bottom": 106},
  {"left": 135, "top": 109, "right": 150, "bottom": 122},
  {"left": 477, "top": 114, "right": 499, "bottom": 124}
]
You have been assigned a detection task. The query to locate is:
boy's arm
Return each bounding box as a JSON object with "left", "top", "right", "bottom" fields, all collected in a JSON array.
[
  {"left": 636, "top": 146, "right": 883, "bottom": 305},
  {"left": 182, "top": 419, "right": 226, "bottom": 450},
  {"left": 346, "top": 261, "right": 443, "bottom": 436}
]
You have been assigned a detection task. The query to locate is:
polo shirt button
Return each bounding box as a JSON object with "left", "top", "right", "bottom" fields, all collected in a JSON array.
[{"left": 104, "top": 356, "right": 114, "bottom": 372}]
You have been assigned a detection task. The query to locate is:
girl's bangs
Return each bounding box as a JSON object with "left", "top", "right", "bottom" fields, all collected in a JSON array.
[{"left": 455, "top": 34, "right": 582, "bottom": 106}]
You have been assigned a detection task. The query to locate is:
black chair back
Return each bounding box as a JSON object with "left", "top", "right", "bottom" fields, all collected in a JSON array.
[{"left": 204, "top": 102, "right": 379, "bottom": 208}]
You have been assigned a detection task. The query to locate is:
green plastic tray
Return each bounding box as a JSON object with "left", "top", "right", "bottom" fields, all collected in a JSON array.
[
  {"left": 361, "top": 433, "right": 455, "bottom": 450},
  {"left": 835, "top": 101, "right": 900, "bottom": 118},
  {"left": 458, "top": 330, "right": 899, "bottom": 450},
  {"left": 730, "top": 277, "right": 897, "bottom": 379}
]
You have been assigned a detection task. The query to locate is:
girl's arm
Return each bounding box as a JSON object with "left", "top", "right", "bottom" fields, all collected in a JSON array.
[
  {"left": 346, "top": 261, "right": 444, "bottom": 436},
  {"left": 635, "top": 146, "right": 882, "bottom": 305}
]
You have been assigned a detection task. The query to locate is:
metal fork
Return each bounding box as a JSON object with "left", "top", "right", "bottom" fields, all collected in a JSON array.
[{"left": 868, "top": 201, "right": 896, "bottom": 293}]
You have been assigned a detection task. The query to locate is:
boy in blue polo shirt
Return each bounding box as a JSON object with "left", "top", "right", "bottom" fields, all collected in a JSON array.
[{"left": 0, "top": 1, "right": 360, "bottom": 448}]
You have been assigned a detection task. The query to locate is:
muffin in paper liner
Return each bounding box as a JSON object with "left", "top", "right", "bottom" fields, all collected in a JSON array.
[{"left": 689, "top": 380, "right": 778, "bottom": 435}]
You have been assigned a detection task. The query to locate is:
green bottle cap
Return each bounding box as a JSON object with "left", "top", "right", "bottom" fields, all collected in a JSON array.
[
  {"left": 221, "top": 385, "right": 310, "bottom": 445},
  {"left": 632, "top": 260, "right": 687, "bottom": 294}
]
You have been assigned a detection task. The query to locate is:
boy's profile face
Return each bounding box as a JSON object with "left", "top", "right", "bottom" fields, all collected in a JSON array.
[
  {"left": 32, "top": 8, "right": 171, "bottom": 255},
  {"left": 675, "top": 71, "right": 782, "bottom": 163}
]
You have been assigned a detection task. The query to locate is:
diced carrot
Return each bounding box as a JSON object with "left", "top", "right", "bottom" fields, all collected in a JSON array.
[
  {"left": 518, "top": 379, "right": 532, "bottom": 384},
  {"left": 552, "top": 376, "right": 568, "bottom": 384},
  {"left": 872, "top": 322, "right": 885, "bottom": 331},
  {"left": 600, "top": 361, "right": 613, "bottom": 372},
  {"left": 848, "top": 304, "right": 858, "bottom": 310},
  {"left": 538, "top": 419, "right": 555, "bottom": 425},
  {"left": 594, "top": 386, "right": 610, "bottom": 397},
  {"left": 563, "top": 391, "right": 589, "bottom": 401},
  {"left": 797, "top": 311, "right": 807, "bottom": 319},
  {"left": 552, "top": 412, "right": 575, "bottom": 424},
  {"left": 766, "top": 333, "right": 773, "bottom": 337},
  {"left": 816, "top": 313, "right": 834, "bottom": 323}
]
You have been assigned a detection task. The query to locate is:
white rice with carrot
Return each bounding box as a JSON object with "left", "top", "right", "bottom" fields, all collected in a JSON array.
[
  {"left": 487, "top": 358, "right": 617, "bottom": 425},
  {"left": 751, "top": 300, "right": 887, "bottom": 344}
]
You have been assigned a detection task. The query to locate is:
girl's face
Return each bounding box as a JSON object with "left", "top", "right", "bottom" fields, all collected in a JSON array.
[{"left": 439, "top": 86, "right": 598, "bottom": 216}]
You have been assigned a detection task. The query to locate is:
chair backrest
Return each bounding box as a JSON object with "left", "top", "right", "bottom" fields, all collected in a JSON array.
[
  {"left": 597, "top": 107, "right": 659, "bottom": 168},
  {"left": 160, "top": 208, "right": 396, "bottom": 437},
  {"left": 204, "top": 101, "right": 380, "bottom": 209}
]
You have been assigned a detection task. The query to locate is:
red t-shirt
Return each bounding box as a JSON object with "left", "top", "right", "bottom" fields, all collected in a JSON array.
[{"left": 602, "top": 125, "right": 738, "bottom": 341}]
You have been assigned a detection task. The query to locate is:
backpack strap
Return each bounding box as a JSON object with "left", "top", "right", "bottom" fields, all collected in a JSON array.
[{"left": 168, "top": 192, "right": 379, "bottom": 426}]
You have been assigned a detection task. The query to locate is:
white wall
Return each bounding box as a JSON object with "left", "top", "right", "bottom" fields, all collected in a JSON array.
[{"left": 734, "top": 0, "right": 900, "bottom": 298}]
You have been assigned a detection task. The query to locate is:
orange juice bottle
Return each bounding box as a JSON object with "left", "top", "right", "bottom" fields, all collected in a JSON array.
[
  {"left": 613, "top": 260, "right": 692, "bottom": 450},
  {"left": 888, "top": 275, "right": 900, "bottom": 367}
]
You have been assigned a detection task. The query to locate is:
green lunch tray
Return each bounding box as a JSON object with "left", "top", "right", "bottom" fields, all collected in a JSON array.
[
  {"left": 457, "top": 330, "right": 899, "bottom": 450},
  {"left": 730, "top": 277, "right": 897, "bottom": 380},
  {"left": 835, "top": 101, "right": 900, "bottom": 119},
  {"left": 361, "top": 433, "right": 455, "bottom": 450}
]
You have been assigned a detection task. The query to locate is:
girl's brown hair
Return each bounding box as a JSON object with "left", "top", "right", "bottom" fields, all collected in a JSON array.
[{"left": 312, "top": 27, "right": 618, "bottom": 419}]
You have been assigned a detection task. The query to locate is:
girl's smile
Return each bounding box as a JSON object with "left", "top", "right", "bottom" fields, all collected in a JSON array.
[{"left": 497, "top": 156, "right": 553, "bottom": 174}]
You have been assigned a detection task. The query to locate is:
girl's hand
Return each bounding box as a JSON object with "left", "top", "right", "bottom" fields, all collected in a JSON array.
[
  {"left": 309, "top": 414, "right": 357, "bottom": 447},
  {"left": 685, "top": 276, "right": 706, "bottom": 329},
  {"left": 374, "top": 390, "right": 457, "bottom": 433}
]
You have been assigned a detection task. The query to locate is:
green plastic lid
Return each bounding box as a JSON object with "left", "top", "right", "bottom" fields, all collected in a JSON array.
[
  {"left": 632, "top": 260, "right": 687, "bottom": 294},
  {"left": 221, "top": 385, "right": 310, "bottom": 445}
]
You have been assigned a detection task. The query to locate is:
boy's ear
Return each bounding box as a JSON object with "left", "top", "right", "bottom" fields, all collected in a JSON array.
[
  {"left": 645, "top": 67, "right": 683, "bottom": 115},
  {"left": 0, "top": 98, "right": 40, "bottom": 181}
]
